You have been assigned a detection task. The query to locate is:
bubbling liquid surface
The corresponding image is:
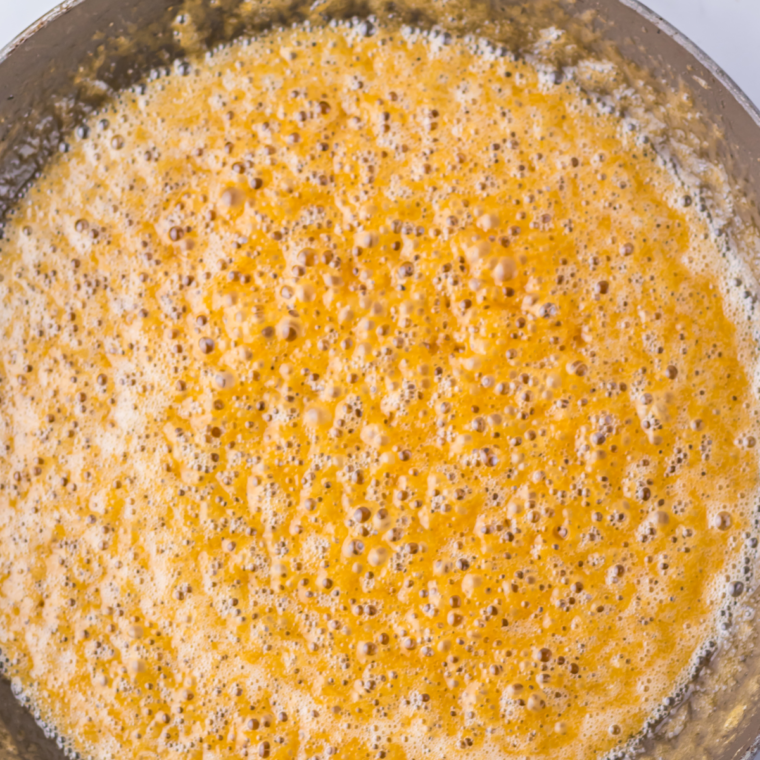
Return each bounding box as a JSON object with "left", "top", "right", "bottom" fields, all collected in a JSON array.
[{"left": 0, "top": 23, "right": 758, "bottom": 760}]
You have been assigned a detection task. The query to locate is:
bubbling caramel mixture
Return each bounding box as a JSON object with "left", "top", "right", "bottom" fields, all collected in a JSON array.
[{"left": 0, "top": 22, "right": 758, "bottom": 760}]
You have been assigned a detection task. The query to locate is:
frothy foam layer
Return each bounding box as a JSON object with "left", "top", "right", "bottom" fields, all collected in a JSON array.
[{"left": 0, "top": 21, "right": 758, "bottom": 760}]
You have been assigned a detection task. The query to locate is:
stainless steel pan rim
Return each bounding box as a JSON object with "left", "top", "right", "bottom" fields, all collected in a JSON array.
[
  {"left": 617, "top": 0, "right": 760, "bottom": 126},
  {"left": 0, "top": 0, "right": 86, "bottom": 63},
  {"left": 3, "top": 0, "right": 757, "bottom": 128}
]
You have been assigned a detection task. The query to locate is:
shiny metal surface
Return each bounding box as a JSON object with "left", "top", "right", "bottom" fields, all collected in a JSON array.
[{"left": 0, "top": 0, "right": 758, "bottom": 757}]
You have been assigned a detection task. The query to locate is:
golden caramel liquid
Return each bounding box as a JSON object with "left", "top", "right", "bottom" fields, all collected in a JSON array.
[{"left": 0, "top": 23, "right": 758, "bottom": 760}]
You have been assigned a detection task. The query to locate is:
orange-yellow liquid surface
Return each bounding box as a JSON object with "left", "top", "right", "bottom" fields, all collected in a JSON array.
[{"left": 0, "top": 24, "right": 758, "bottom": 760}]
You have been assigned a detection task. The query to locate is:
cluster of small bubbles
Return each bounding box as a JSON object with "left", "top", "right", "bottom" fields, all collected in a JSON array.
[{"left": 0, "top": 17, "right": 756, "bottom": 760}]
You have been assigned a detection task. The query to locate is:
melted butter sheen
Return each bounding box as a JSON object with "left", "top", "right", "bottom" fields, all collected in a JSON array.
[{"left": 0, "top": 24, "right": 757, "bottom": 760}]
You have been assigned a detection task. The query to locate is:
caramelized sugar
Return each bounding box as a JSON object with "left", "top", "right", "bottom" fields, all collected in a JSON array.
[{"left": 0, "top": 24, "right": 758, "bottom": 760}]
